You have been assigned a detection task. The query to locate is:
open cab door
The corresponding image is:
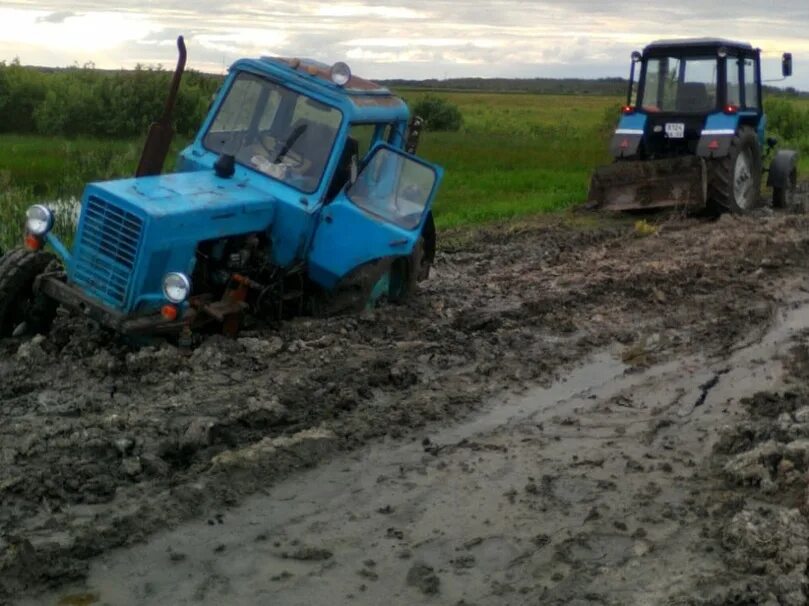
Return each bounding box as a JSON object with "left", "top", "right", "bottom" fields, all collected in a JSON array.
[{"left": 308, "top": 143, "right": 443, "bottom": 290}]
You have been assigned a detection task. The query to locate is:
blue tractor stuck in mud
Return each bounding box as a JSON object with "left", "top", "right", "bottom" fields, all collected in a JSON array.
[
  {"left": 589, "top": 38, "right": 799, "bottom": 213},
  {"left": 0, "top": 38, "right": 443, "bottom": 339}
]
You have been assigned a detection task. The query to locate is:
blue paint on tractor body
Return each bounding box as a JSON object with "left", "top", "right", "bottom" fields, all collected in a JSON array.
[
  {"left": 47, "top": 56, "right": 443, "bottom": 316},
  {"left": 616, "top": 112, "right": 647, "bottom": 132}
]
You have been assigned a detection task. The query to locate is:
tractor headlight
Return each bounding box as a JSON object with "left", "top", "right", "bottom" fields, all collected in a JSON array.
[
  {"left": 162, "top": 272, "right": 191, "bottom": 304},
  {"left": 330, "top": 62, "right": 351, "bottom": 87},
  {"left": 25, "top": 205, "right": 54, "bottom": 236}
]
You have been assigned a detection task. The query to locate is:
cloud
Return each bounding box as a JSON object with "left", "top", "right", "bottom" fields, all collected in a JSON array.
[
  {"left": 35, "top": 10, "right": 77, "bottom": 23},
  {"left": 0, "top": 1, "right": 807, "bottom": 88}
]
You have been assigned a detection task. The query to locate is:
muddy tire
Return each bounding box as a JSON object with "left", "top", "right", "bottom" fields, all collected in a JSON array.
[
  {"left": 707, "top": 127, "right": 762, "bottom": 214},
  {"left": 773, "top": 166, "right": 798, "bottom": 209},
  {"left": 316, "top": 260, "right": 391, "bottom": 317},
  {"left": 0, "top": 248, "right": 58, "bottom": 337}
]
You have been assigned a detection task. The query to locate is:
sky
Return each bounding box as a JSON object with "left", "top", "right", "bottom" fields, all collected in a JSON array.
[{"left": 1, "top": 1, "right": 808, "bottom": 89}]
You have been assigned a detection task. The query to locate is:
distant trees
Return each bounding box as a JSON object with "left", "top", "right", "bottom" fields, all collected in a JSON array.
[{"left": 0, "top": 62, "right": 220, "bottom": 138}]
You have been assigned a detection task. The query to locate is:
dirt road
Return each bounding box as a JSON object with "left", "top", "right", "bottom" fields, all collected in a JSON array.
[{"left": 5, "top": 208, "right": 809, "bottom": 604}]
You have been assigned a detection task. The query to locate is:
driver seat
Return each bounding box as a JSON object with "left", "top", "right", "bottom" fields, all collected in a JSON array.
[{"left": 676, "top": 82, "right": 711, "bottom": 113}]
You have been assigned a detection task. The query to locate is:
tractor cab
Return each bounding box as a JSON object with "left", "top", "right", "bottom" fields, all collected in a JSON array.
[
  {"left": 0, "top": 41, "right": 443, "bottom": 340},
  {"left": 623, "top": 39, "right": 766, "bottom": 160},
  {"left": 589, "top": 38, "right": 798, "bottom": 213}
]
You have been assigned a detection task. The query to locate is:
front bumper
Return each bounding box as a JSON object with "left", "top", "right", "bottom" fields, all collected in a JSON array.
[{"left": 36, "top": 275, "right": 187, "bottom": 335}]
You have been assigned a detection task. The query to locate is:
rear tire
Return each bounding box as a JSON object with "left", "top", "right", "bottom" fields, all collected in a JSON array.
[
  {"left": 707, "top": 127, "right": 762, "bottom": 214},
  {"left": 773, "top": 166, "right": 798, "bottom": 209},
  {"left": 0, "top": 248, "right": 58, "bottom": 337}
]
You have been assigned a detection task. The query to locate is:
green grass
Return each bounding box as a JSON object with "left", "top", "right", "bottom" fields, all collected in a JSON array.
[
  {"left": 2, "top": 91, "right": 809, "bottom": 249},
  {"left": 0, "top": 135, "right": 187, "bottom": 249},
  {"left": 0, "top": 135, "right": 140, "bottom": 196},
  {"left": 397, "top": 91, "right": 616, "bottom": 228}
]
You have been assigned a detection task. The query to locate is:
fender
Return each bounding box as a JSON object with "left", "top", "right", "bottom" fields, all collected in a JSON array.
[
  {"left": 767, "top": 149, "right": 799, "bottom": 189},
  {"left": 610, "top": 112, "right": 646, "bottom": 158},
  {"left": 696, "top": 112, "right": 740, "bottom": 159}
]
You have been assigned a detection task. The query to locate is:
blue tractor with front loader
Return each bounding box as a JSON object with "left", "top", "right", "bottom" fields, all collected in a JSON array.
[
  {"left": 589, "top": 38, "right": 798, "bottom": 213},
  {"left": 0, "top": 38, "right": 443, "bottom": 339}
]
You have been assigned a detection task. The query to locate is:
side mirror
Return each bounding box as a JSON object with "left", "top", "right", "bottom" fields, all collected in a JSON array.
[
  {"left": 631, "top": 51, "right": 642, "bottom": 63},
  {"left": 783, "top": 53, "right": 793, "bottom": 78}
]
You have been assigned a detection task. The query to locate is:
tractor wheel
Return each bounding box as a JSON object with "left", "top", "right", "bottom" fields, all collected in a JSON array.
[
  {"left": 0, "top": 248, "right": 59, "bottom": 337},
  {"left": 707, "top": 127, "right": 762, "bottom": 214},
  {"left": 773, "top": 165, "right": 798, "bottom": 209},
  {"left": 317, "top": 260, "right": 390, "bottom": 317}
]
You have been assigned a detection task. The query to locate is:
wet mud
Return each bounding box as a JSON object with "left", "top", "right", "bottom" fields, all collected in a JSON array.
[{"left": 5, "top": 210, "right": 809, "bottom": 603}]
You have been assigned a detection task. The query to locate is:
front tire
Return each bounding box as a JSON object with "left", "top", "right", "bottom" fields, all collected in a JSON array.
[
  {"left": 773, "top": 166, "right": 798, "bottom": 209},
  {"left": 0, "top": 248, "right": 58, "bottom": 337},
  {"left": 707, "top": 127, "right": 762, "bottom": 214}
]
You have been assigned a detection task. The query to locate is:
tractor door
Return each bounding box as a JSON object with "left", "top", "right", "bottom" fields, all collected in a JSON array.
[{"left": 308, "top": 143, "right": 442, "bottom": 289}]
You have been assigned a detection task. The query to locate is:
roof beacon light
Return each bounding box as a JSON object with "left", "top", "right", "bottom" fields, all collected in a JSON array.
[{"left": 330, "top": 62, "right": 351, "bottom": 87}]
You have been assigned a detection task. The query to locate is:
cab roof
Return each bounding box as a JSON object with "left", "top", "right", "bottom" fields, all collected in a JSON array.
[
  {"left": 645, "top": 38, "right": 755, "bottom": 52},
  {"left": 230, "top": 56, "right": 409, "bottom": 123}
]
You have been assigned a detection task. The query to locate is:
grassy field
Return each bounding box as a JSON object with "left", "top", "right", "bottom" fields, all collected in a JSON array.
[
  {"left": 2, "top": 91, "right": 809, "bottom": 249},
  {"left": 400, "top": 91, "right": 616, "bottom": 228}
]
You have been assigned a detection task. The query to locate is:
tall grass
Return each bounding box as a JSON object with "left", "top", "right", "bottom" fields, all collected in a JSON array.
[
  {"left": 0, "top": 137, "right": 142, "bottom": 250},
  {"left": 0, "top": 136, "right": 191, "bottom": 250}
]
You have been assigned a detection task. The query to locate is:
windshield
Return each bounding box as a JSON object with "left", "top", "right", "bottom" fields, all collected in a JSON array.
[
  {"left": 640, "top": 55, "right": 718, "bottom": 113},
  {"left": 203, "top": 72, "right": 342, "bottom": 194}
]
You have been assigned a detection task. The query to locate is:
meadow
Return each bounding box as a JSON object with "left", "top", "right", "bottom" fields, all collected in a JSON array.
[{"left": 2, "top": 87, "right": 809, "bottom": 250}]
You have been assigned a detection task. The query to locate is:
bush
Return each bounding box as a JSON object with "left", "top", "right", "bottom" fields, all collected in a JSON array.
[
  {"left": 412, "top": 95, "right": 463, "bottom": 132},
  {"left": 0, "top": 62, "right": 220, "bottom": 138},
  {"left": 765, "top": 98, "right": 809, "bottom": 158},
  {"left": 0, "top": 60, "right": 48, "bottom": 133}
]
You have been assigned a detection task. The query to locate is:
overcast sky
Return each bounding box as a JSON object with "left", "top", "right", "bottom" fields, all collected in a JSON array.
[{"left": 1, "top": 1, "right": 808, "bottom": 88}]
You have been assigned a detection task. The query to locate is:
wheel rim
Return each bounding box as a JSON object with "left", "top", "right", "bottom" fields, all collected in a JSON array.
[{"left": 733, "top": 149, "right": 755, "bottom": 209}]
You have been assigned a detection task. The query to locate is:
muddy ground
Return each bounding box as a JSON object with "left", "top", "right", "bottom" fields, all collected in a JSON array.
[{"left": 5, "top": 202, "right": 809, "bottom": 604}]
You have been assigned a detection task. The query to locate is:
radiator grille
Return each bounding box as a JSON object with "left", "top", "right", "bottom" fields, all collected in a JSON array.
[{"left": 73, "top": 197, "right": 144, "bottom": 307}]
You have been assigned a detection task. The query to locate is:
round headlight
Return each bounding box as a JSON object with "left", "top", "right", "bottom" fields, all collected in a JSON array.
[
  {"left": 162, "top": 272, "right": 191, "bottom": 304},
  {"left": 718, "top": 46, "right": 728, "bottom": 59},
  {"left": 330, "top": 62, "right": 352, "bottom": 87},
  {"left": 26, "top": 205, "right": 54, "bottom": 236}
]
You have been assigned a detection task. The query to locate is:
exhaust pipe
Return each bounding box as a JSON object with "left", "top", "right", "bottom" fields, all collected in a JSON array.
[{"left": 135, "top": 36, "right": 187, "bottom": 178}]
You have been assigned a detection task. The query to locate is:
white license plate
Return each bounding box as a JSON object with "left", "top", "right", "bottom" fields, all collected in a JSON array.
[{"left": 665, "top": 123, "right": 685, "bottom": 139}]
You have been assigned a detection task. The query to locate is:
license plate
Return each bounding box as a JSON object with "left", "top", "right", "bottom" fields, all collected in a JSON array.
[{"left": 665, "top": 123, "right": 685, "bottom": 139}]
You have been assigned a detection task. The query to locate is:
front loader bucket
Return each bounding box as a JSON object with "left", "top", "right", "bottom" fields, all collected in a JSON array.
[{"left": 588, "top": 157, "right": 707, "bottom": 211}]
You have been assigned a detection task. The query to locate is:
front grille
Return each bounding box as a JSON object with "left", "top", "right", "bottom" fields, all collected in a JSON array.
[{"left": 73, "top": 196, "right": 144, "bottom": 307}]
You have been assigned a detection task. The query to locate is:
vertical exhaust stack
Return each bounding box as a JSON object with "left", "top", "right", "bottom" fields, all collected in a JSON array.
[{"left": 135, "top": 36, "right": 188, "bottom": 178}]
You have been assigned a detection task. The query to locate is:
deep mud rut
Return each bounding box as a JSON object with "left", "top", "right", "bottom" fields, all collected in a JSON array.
[{"left": 5, "top": 207, "right": 809, "bottom": 604}]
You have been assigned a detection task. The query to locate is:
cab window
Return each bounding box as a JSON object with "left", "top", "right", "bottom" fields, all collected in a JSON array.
[
  {"left": 347, "top": 147, "right": 437, "bottom": 230},
  {"left": 727, "top": 56, "right": 742, "bottom": 107},
  {"left": 743, "top": 58, "right": 760, "bottom": 110}
]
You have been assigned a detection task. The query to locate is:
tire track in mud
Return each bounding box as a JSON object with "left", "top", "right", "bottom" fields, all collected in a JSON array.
[
  {"left": 23, "top": 292, "right": 809, "bottom": 605},
  {"left": 3, "top": 213, "right": 809, "bottom": 600}
]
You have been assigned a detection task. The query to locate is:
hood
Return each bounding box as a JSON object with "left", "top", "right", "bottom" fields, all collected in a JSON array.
[{"left": 85, "top": 170, "right": 276, "bottom": 220}]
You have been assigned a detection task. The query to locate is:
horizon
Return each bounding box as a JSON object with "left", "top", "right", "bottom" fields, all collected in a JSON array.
[{"left": 1, "top": 1, "right": 808, "bottom": 89}]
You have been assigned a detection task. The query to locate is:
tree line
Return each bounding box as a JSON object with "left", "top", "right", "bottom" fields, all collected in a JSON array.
[
  {"left": 0, "top": 61, "right": 221, "bottom": 138},
  {"left": 0, "top": 60, "right": 806, "bottom": 151}
]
